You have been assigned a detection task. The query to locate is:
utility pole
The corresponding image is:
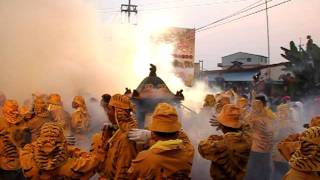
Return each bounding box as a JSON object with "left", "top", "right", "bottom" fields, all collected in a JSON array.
[
  {"left": 299, "top": 37, "right": 305, "bottom": 52},
  {"left": 199, "top": 60, "right": 204, "bottom": 80},
  {"left": 121, "top": 0, "right": 138, "bottom": 24},
  {"left": 265, "top": 0, "right": 271, "bottom": 64}
]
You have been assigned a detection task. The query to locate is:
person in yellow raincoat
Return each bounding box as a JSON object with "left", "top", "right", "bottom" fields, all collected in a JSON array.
[
  {"left": 19, "top": 122, "right": 100, "bottom": 180},
  {"left": 127, "top": 103, "right": 195, "bottom": 179},
  {"left": 71, "top": 96, "right": 90, "bottom": 134},
  {"left": 308, "top": 116, "right": 320, "bottom": 128},
  {"left": 90, "top": 94, "right": 138, "bottom": 179},
  {"left": 277, "top": 115, "right": 320, "bottom": 164},
  {"left": 257, "top": 95, "right": 277, "bottom": 121},
  {"left": 282, "top": 126, "right": 320, "bottom": 180},
  {"left": 214, "top": 95, "right": 230, "bottom": 114},
  {"left": 0, "top": 100, "right": 29, "bottom": 180},
  {"left": 199, "top": 104, "right": 252, "bottom": 180},
  {"left": 100, "top": 94, "right": 111, "bottom": 122},
  {"left": 199, "top": 94, "right": 216, "bottom": 127},
  {"left": 203, "top": 94, "right": 215, "bottom": 108},
  {"left": 27, "top": 96, "right": 52, "bottom": 142},
  {"left": 0, "top": 91, "right": 6, "bottom": 117},
  {"left": 20, "top": 98, "right": 34, "bottom": 121},
  {"left": 48, "top": 93, "right": 71, "bottom": 131}
]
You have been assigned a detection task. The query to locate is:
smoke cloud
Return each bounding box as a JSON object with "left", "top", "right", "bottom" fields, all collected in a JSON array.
[
  {"left": 0, "top": 0, "right": 216, "bottom": 179},
  {"left": 0, "top": 0, "right": 135, "bottom": 102}
]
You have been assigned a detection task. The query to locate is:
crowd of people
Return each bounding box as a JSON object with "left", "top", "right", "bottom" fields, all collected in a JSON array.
[{"left": 0, "top": 89, "right": 319, "bottom": 180}]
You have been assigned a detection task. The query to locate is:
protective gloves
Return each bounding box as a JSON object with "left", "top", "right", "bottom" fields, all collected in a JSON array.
[{"left": 128, "top": 128, "right": 151, "bottom": 145}]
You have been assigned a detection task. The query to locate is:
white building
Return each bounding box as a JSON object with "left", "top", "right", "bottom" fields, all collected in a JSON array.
[{"left": 218, "top": 52, "right": 268, "bottom": 69}]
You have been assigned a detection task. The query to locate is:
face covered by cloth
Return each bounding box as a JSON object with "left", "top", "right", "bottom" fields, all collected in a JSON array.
[
  {"left": 34, "top": 123, "right": 68, "bottom": 170},
  {"left": 33, "top": 97, "right": 49, "bottom": 117},
  {"left": 3, "top": 100, "right": 22, "bottom": 124}
]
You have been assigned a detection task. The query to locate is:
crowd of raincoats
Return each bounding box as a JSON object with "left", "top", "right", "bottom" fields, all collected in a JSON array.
[{"left": 0, "top": 89, "right": 319, "bottom": 180}]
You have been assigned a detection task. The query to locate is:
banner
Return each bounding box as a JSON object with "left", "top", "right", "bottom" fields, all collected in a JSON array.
[{"left": 151, "top": 27, "right": 195, "bottom": 87}]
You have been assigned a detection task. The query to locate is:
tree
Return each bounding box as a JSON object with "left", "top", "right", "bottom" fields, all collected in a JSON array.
[{"left": 281, "top": 36, "right": 320, "bottom": 97}]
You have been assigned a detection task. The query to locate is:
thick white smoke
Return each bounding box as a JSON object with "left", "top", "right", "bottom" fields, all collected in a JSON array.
[
  {"left": 0, "top": 0, "right": 138, "bottom": 102},
  {"left": 0, "top": 1, "right": 216, "bottom": 179}
]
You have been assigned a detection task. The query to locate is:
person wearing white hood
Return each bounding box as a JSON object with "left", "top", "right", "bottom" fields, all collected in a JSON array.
[{"left": 290, "top": 101, "right": 305, "bottom": 129}]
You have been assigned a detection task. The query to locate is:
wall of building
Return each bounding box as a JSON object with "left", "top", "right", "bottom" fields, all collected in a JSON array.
[
  {"left": 194, "top": 62, "right": 200, "bottom": 79},
  {"left": 222, "top": 52, "right": 268, "bottom": 67},
  {"left": 261, "top": 65, "right": 289, "bottom": 81}
]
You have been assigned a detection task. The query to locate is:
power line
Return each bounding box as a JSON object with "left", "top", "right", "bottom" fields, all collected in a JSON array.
[
  {"left": 137, "top": 0, "right": 184, "bottom": 7},
  {"left": 196, "top": 0, "right": 268, "bottom": 31},
  {"left": 139, "top": 0, "right": 252, "bottom": 12},
  {"left": 97, "top": 0, "right": 253, "bottom": 13},
  {"left": 196, "top": 0, "right": 292, "bottom": 33},
  {"left": 138, "top": 0, "right": 249, "bottom": 8}
]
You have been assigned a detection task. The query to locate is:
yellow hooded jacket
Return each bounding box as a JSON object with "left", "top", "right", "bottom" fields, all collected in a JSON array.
[{"left": 128, "top": 130, "right": 194, "bottom": 180}]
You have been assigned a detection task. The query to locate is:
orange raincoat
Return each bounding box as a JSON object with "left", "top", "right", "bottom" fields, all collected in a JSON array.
[
  {"left": 199, "top": 131, "right": 251, "bottom": 180},
  {"left": 71, "top": 96, "right": 90, "bottom": 134},
  {"left": 20, "top": 122, "right": 99, "bottom": 180},
  {"left": 91, "top": 108, "right": 138, "bottom": 179},
  {"left": 128, "top": 130, "right": 194, "bottom": 180},
  {"left": 48, "top": 94, "right": 71, "bottom": 131},
  {"left": 0, "top": 100, "right": 28, "bottom": 171},
  {"left": 27, "top": 97, "right": 52, "bottom": 142}
]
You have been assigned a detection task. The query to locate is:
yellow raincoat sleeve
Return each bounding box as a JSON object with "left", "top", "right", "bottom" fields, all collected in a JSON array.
[
  {"left": 198, "top": 135, "right": 226, "bottom": 161},
  {"left": 277, "top": 133, "right": 300, "bottom": 161},
  {"left": 19, "top": 144, "right": 39, "bottom": 179},
  {"left": 0, "top": 128, "right": 21, "bottom": 171},
  {"left": 89, "top": 133, "right": 106, "bottom": 162},
  {"left": 58, "top": 152, "right": 100, "bottom": 179}
]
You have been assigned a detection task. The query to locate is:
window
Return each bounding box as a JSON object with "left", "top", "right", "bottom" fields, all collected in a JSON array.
[{"left": 247, "top": 58, "right": 252, "bottom": 62}]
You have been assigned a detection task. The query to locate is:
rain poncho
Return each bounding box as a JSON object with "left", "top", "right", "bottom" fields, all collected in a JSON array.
[
  {"left": 0, "top": 100, "right": 29, "bottom": 168},
  {"left": 199, "top": 131, "right": 251, "bottom": 180},
  {"left": 48, "top": 94, "right": 71, "bottom": 131},
  {"left": 71, "top": 96, "right": 90, "bottom": 134},
  {"left": 91, "top": 94, "right": 138, "bottom": 179},
  {"left": 0, "top": 100, "right": 30, "bottom": 179},
  {"left": 128, "top": 130, "right": 194, "bottom": 179},
  {"left": 20, "top": 123, "right": 99, "bottom": 180},
  {"left": 283, "top": 127, "right": 320, "bottom": 180},
  {"left": 27, "top": 97, "right": 52, "bottom": 142}
]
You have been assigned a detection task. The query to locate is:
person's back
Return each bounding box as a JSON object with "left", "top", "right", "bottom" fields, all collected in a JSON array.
[
  {"left": 129, "top": 138, "right": 193, "bottom": 179},
  {"left": 199, "top": 131, "right": 251, "bottom": 180},
  {"left": 199, "top": 104, "right": 251, "bottom": 180},
  {"left": 282, "top": 126, "right": 320, "bottom": 180},
  {"left": 48, "top": 93, "right": 71, "bottom": 131},
  {"left": 27, "top": 97, "right": 52, "bottom": 142},
  {"left": 128, "top": 103, "right": 194, "bottom": 179}
]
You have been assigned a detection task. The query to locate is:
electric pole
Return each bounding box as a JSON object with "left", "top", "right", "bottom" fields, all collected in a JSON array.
[
  {"left": 265, "top": 0, "right": 271, "bottom": 64},
  {"left": 199, "top": 60, "right": 204, "bottom": 80},
  {"left": 121, "top": 0, "right": 138, "bottom": 24}
]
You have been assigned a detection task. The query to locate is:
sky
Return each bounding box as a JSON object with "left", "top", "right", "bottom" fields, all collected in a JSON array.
[{"left": 88, "top": 0, "right": 320, "bottom": 70}]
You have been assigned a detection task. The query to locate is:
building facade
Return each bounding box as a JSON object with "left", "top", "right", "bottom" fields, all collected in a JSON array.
[{"left": 218, "top": 52, "right": 268, "bottom": 69}]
